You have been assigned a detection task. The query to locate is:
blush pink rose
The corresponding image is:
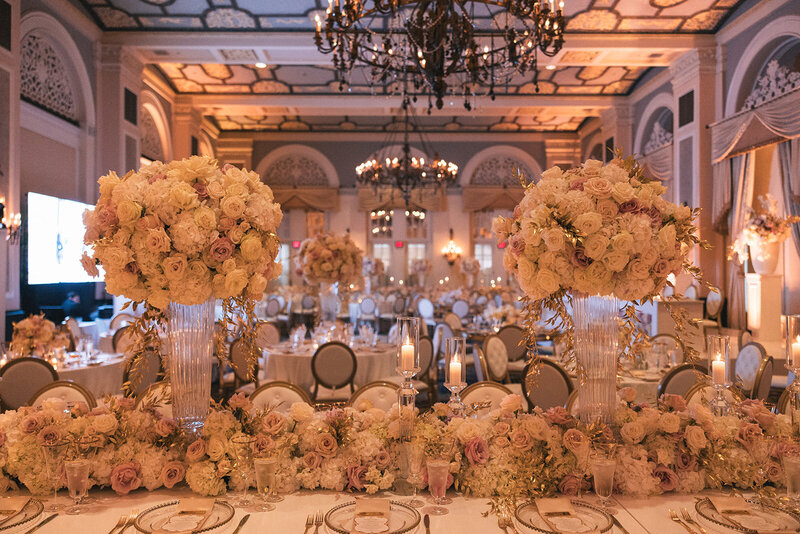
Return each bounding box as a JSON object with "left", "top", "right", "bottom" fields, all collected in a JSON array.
[
  {"left": 558, "top": 474, "right": 580, "bottom": 496},
  {"left": 302, "top": 452, "right": 322, "bottom": 470},
  {"left": 228, "top": 393, "right": 252, "bottom": 412},
  {"left": 185, "top": 439, "right": 207, "bottom": 463},
  {"left": 493, "top": 422, "right": 511, "bottom": 437},
  {"left": 464, "top": 437, "right": 489, "bottom": 466},
  {"left": 110, "top": 462, "right": 141, "bottom": 495},
  {"left": 154, "top": 418, "right": 178, "bottom": 438},
  {"left": 653, "top": 464, "right": 677, "bottom": 492},
  {"left": 252, "top": 434, "right": 273, "bottom": 455},
  {"left": 374, "top": 450, "right": 391, "bottom": 470},
  {"left": 159, "top": 461, "right": 185, "bottom": 489},
  {"left": 562, "top": 428, "right": 588, "bottom": 454},
  {"left": 755, "top": 411, "right": 776, "bottom": 432},
  {"left": 19, "top": 414, "right": 42, "bottom": 434},
  {"left": 315, "top": 433, "right": 338, "bottom": 458},
  {"left": 262, "top": 412, "right": 286, "bottom": 436},
  {"left": 118, "top": 397, "right": 135, "bottom": 410},
  {"left": 209, "top": 237, "right": 235, "bottom": 262},
  {"left": 660, "top": 394, "right": 687, "bottom": 412},
  {"left": 736, "top": 422, "right": 762, "bottom": 447},
  {"left": 192, "top": 182, "right": 209, "bottom": 200},
  {"left": 766, "top": 461, "right": 783, "bottom": 483},
  {"left": 544, "top": 406, "right": 571, "bottom": 425},
  {"left": 674, "top": 449, "right": 697, "bottom": 472},
  {"left": 347, "top": 465, "right": 367, "bottom": 490},
  {"left": 70, "top": 402, "right": 89, "bottom": 417},
  {"left": 36, "top": 425, "right": 64, "bottom": 447},
  {"left": 509, "top": 428, "right": 533, "bottom": 451}
]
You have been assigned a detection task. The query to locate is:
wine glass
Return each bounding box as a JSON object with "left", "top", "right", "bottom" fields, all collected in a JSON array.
[
  {"left": 406, "top": 442, "right": 425, "bottom": 508},
  {"left": 783, "top": 453, "right": 800, "bottom": 505},
  {"left": 230, "top": 435, "right": 255, "bottom": 508},
  {"left": 589, "top": 451, "right": 617, "bottom": 512},
  {"left": 41, "top": 438, "right": 70, "bottom": 512},
  {"left": 69, "top": 435, "right": 100, "bottom": 505},
  {"left": 64, "top": 459, "right": 91, "bottom": 515},
  {"left": 425, "top": 459, "right": 449, "bottom": 516}
]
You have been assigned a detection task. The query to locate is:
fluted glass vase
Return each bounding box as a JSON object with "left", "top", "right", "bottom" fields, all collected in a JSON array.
[
  {"left": 166, "top": 298, "right": 214, "bottom": 435},
  {"left": 319, "top": 282, "right": 339, "bottom": 323},
  {"left": 572, "top": 293, "right": 619, "bottom": 424}
]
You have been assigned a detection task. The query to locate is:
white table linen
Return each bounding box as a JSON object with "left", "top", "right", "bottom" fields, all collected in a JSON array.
[
  {"left": 78, "top": 319, "right": 111, "bottom": 345},
  {"left": 58, "top": 353, "right": 126, "bottom": 398},
  {"left": 262, "top": 341, "right": 395, "bottom": 392},
  {"left": 10, "top": 486, "right": 749, "bottom": 533}
]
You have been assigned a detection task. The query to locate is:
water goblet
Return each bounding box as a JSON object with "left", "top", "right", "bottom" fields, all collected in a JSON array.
[
  {"left": 589, "top": 452, "right": 617, "bottom": 512},
  {"left": 69, "top": 435, "right": 100, "bottom": 505},
  {"left": 230, "top": 435, "right": 256, "bottom": 508},
  {"left": 783, "top": 453, "right": 800, "bottom": 505},
  {"left": 253, "top": 456, "right": 281, "bottom": 512},
  {"left": 64, "top": 459, "right": 91, "bottom": 515},
  {"left": 405, "top": 443, "right": 425, "bottom": 508},
  {"left": 425, "top": 459, "right": 449, "bottom": 516},
  {"left": 41, "top": 437, "right": 70, "bottom": 512}
]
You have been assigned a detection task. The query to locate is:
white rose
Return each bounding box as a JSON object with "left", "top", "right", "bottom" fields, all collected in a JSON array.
[
  {"left": 290, "top": 402, "right": 315, "bottom": 422},
  {"left": 583, "top": 233, "right": 609, "bottom": 260},
  {"left": 536, "top": 269, "right": 560, "bottom": 295},
  {"left": 573, "top": 212, "right": 603, "bottom": 236},
  {"left": 611, "top": 182, "right": 635, "bottom": 204},
  {"left": 220, "top": 196, "right": 246, "bottom": 219},
  {"left": 602, "top": 250, "right": 629, "bottom": 272},
  {"left": 658, "top": 413, "right": 681, "bottom": 434},
  {"left": 610, "top": 232, "right": 634, "bottom": 254},
  {"left": 595, "top": 199, "right": 619, "bottom": 222},
  {"left": 542, "top": 227, "right": 565, "bottom": 252},
  {"left": 620, "top": 420, "right": 646, "bottom": 444},
  {"left": 500, "top": 394, "right": 524, "bottom": 413},
  {"left": 583, "top": 177, "right": 613, "bottom": 199},
  {"left": 42, "top": 397, "right": 67, "bottom": 412},
  {"left": 92, "top": 414, "right": 119, "bottom": 435},
  {"left": 206, "top": 437, "right": 227, "bottom": 462},
  {"left": 684, "top": 425, "right": 708, "bottom": 454},
  {"left": 540, "top": 166, "right": 563, "bottom": 181}
]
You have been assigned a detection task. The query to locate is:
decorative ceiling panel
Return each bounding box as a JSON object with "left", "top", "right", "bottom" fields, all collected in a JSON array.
[
  {"left": 76, "top": 0, "right": 742, "bottom": 32},
  {"left": 155, "top": 62, "right": 649, "bottom": 96}
]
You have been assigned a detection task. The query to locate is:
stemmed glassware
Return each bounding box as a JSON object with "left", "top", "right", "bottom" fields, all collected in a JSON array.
[
  {"left": 425, "top": 459, "right": 449, "bottom": 516},
  {"left": 230, "top": 435, "right": 256, "bottom": 508},
  {"left": 589, "top": 451, "right": 617, "bottom": 513},
  {"left": 64, "top": 459, "right": 91, "bottom": 515},
  {"left": 253, "top": 453, "right": 282, "bottom": 512},
  {"left": 405, "top": 442, "right": 425, "bottom": 508},
  {"left": 42, "top": 437, "right": 70, "bottom": 512}
]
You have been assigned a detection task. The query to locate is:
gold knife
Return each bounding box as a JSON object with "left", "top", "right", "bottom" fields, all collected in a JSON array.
[
  {"left": 231, "top": 514, "right": 250, "bottom": 534},
  {"left": 23, "top": 513, "right": 57, "bottom": 534},
  {"left": 423, "top": 513, "right": 431, "bottom": 534},
  {"left": 611, "top": 515, "right": 630, "bottom": 534}
]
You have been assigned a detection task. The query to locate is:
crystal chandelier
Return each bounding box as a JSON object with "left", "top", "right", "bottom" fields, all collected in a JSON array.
[
  {"left": 355, "top": 98, "right": 458, "bottom": 206},
  {"left": 314, "top": 0, "right": 566, "bottom": 110}
]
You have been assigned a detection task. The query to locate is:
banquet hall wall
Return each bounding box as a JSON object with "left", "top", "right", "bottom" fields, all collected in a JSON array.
[{"left": 1, "top": 0, "right": 800, "bottom": 338}]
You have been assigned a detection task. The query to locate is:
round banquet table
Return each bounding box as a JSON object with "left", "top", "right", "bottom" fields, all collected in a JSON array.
[
  {"left": 262, "top": 341, "right": 395, "bottom": 392},
  {"left": 619, "top": 371, "right": 661, "bottom": 406},
  {"left": 3, "top": 485, "right": 754, "bottom": 534},
  {"left": 57, "top": 352, "right": 126, "bottom": 399}
]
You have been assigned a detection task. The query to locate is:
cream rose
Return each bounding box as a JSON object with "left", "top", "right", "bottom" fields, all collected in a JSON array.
[
  {"left": 611, "top": 182, "right": 635, "bottom": 204},
  {"left": 206, "top": 437, "right": 227, "bottom": 462},
  {"left": 684, "top": 425, "right": 708, "bottom": 453},
  {"left": 542, "top": 227, "right": 565, "bottom": 252},
  {"left": 583, "top": 177, "right": 613, "bottom": 199},
  {"left": 573, "top": 212, "right": 602, "bottom": 236},
  {"left": 620, "top": 420, "right": 646, "bottom": 444},
  {"left": 583, "top": 233, "right": 609, "bottom": 260},
  {"left": 658, "top": 413, "right": 681, "bottom": 434},
  {"left": 220, "top": 196, "right": 246, "bottom": 219},
  {"left": 116, "top": 200, "right": 142, "bottom": 226}
]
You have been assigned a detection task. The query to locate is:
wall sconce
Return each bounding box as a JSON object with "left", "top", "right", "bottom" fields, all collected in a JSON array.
[
  {"left": 0, "top": 198, "right": 21, "bottom": 245},
  {"left": 441, "top": 228, "right": 462, "bottom": 266}
]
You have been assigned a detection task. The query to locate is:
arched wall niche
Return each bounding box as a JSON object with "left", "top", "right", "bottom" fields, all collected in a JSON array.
[
  {"left": 460, "top": 145, "right": 543, "bottom": 187},
  {"left": 582, "top": 131, "right": 604, "bottom": 162},
  {"left": 633, "top": 92, "right": 674, "bottom": 156},
  {"left": 139, "top": 90, "right": 172, "bottom": 162},
  {"left": 255, "top": 144, "right": 339, "bottom": 188}
]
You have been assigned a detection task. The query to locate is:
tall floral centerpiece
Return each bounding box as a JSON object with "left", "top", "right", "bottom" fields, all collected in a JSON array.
[
  {"left": 296, "top": 233, "right": 363, "bottom": 323},
  {"left": 82, "top": 156, "right": 283, "bottom": 433},
  {"left": 730, "top": 194, "right": 799, "bottom": 275},
  {"left": 9, "top": 314, "right": 69, "bottom": 357},
  {"left": 460, "top": 257, "right": 480, "bottom": 288},
  {"left": 410, "top": 259, "right": 431, "bottom": 289},
  {"left": 362, "top": 256, "right": 385, "bottom": 294},
  {"left": 493, "top": 155, "right": 705, "bottom": 423}
]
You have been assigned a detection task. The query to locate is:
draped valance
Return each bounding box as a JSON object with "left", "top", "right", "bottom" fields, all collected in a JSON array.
[
  {"left": 272, "top": 187, "right": 340, "bottom": 211},
  {"left": 641, "top": 143, "right": 673, "bottom": 182},
  {"left": 710, "top": 86, "right": 800, "bottom": 164},
  {"left": 357, "top": 186, "right": 446, "bottom": 212},
  {"left": 462, "top": 186, "right": 524, "bottom": 211}
]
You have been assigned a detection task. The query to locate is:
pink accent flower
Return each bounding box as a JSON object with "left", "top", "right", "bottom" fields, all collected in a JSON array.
[
  {"left": 159, "top": 461, "right": 185, "bottom": 489},
  {"left": 261, "top": 412, "right": 286, "bottom": 436},
  {"left": 464, "top": 437, "right": 490, "bottom": 466},
  {"left": 118, "top": 397, "right": 135, "bottom": 410},
  {"left": 347, "top": 465, "right": 367, "bottom": 490},
  {"left": 509, "top": 234, "right": 525, "bottom": 257},
  {"left": 660, "top": 394, "right": 686, "bottom": 412},
  {"left": 315, "top": 433, "right": 338, "bottom": 458},
  {"left": 252, "top": 434, "right": 273, "bottom": 456},
  {"left": 192, "top": 182, "right": 209, "bottom": 200},
  {"left": 674, "top": 449, "right": 697, "bottom": 472},
  {"left": 544, "top": 406, "right": 571, "bottom": 425},
  {"left": 374, "top": 450, "right": 392, "bottom": 470},
  {"left": 653, "top": 464, "right": 677, "bottom": 492},
  {"left": 558, "top": 474, "right": 581, "bottom": 496},
  {"left": 154, "top": 418, "right": 178, "bottom": 438},
  {"left": 227, "top": 393, "right": 252, "bottom": 412},
  {"left": 110, "top": 462, "right": 142, "bottom": 495},
  {"left": 19, "top": 414, "right": 43, "bottom": 434},
  {"left": 562, "top": 428, "right": 588, "bottom": 454},
  {"left": 492, "top": 422, "right": 511, "bottom": 437},
  {"left": 209, "top": 237, "right": 235, "bottom": 262},
  {"left": 736, "top": 422, "right": 762, "bottom": 447},
  {"left": 302, "top": 451, "right": 322, "bottom": 470},
  {"left": 36, "top": 425, "right": 64, "bottom": 447},
  {"left": 185, "top": 439, "right": 207, "bottom": 463},
  {"left": 570, "top": 247, "right": 592, "bottom": 267}
]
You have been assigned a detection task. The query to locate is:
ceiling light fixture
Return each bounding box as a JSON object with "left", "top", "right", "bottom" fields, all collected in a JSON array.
[
  {"left": 314, "top": 0, "right": 566, "bottom": 110},
  {"left": 254, "top": 62, "right": 267, "bottom": 69},
  {"left": 356, "top": 97, "right": 458, "bottom": 207}
]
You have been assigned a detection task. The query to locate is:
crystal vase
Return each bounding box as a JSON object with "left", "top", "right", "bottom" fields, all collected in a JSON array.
[
  {"left": 319, "top": 282, "right": 339, "bottom": 323},
  {"left": 572, "top": 293, "right": 619, "bottom": 424},
  {"left": 166, "top": 298, "right": 214, "bottom": 435}
]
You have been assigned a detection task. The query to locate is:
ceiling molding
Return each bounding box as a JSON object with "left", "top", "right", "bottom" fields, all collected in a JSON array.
[{"left": 219, "top": 130, "right": 575, "bottom": 143}]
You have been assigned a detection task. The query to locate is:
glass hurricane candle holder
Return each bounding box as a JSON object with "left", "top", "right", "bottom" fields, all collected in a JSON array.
[
  {"left": 444, "top": 338, "right": 466, "bottom": 416},
  {"left": 396, "top": 317, "right": 420, "bottom": 442},
  {"left": 785, "top": 315, "right": 800, "bottom": 431},
  {"left": 707, "top": 334, "right": 732, "bottom": 416}
]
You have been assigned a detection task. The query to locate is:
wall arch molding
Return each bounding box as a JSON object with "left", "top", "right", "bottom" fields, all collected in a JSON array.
[
  {"left": 140, "top": 90, "right": 172, "bottom": 162},
  {"left": 255, "top": 144, "right": 339, "bottom": 187},
  {"left": 634, "top": 92, "right": 674, "bottom": 156},
  {"left": 460, "top": 145, "right": 543, "bottom": 187}
]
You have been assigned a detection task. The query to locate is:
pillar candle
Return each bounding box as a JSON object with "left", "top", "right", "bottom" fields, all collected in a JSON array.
[
  {"left": 711, "top": 357, "right": 725, "bottom": 385},
  {"left": 792, "top": 337, "right": 800, "bottom": 367},
  {"left": 401, "top": 343, "right": 415, "bottom": 371},
  {"left": 449, "top": 359, "right": 462, "bottom": 384}
]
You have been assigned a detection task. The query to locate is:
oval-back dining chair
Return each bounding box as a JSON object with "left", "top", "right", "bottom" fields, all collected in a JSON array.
[
  {"left": 461, "top": 381, "right": 513, "bottom": 414},
  {"left": 250, "top": 381, "right": 312, "bottom": 415},
  {"left": 452, "top": 299, "right": 470, "bottom": 319},
  {"left": 520, "top": 359, "right": 573, "bottom": 411},
  {"left": 122, "top": 347, "right": 163, "bottom": 398},
  {"left": 657, "top": 362, "right": 708, "bottom": 399},
  {"left": 255, "top": 321, "right": 281, "bottom": 350},
  {"left": 135, "top": 381, "right": 173, "bottom": 419},
  {"left": 0, "top": 358, "right": 58, "bottom": 410},
  {"left": 29, "top": 380, "right": 96, "bottom": 410},
  {"left": 311, "top": 341, "right": 357, "bottom": 402},
  {"left": 348, "top": 380, "right": 400, "bottom": 412},
  {"left": 482, "top": 334, "right": 509, "bottom": 382},
  {"left": 735, "top": 342, "right": 768, "bottom": 395}
]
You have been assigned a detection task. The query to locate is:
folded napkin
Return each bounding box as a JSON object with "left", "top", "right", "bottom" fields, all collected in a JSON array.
[
  {"left": 351, "top": 498, "right": 390, "bottom": 534},
  {"left": 708, "top": 495, "right": 751, "bottom": 514},
  {"left": 535, "top": 498, "right": 576, "bottom": 517},
  {"left": 0, "top": 497, "right": 29, "bottom": 525}
]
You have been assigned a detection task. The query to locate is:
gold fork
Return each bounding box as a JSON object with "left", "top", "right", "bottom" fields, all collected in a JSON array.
[
  {"left": 107, "top": 515, "right": 126, "bottom": 534},
  {"left": 314, "top": 510, "right": 323, "bottom": 534},
  {"left": 669, "top": 509, "right": 696, "bottom": 534},
  {"left": 120, "top": 509, "right": 138, "bottom": 533},
  {"left": 680, "top": 508, "right": 708, "bottom": 534},
  {"left": 303, "top": 514, "right": 314, "bottom": 534}
]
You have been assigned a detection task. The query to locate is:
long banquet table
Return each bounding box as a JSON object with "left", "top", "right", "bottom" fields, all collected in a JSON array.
[{"left": 17, "top": 487, "right": 768, "bottom": 533}]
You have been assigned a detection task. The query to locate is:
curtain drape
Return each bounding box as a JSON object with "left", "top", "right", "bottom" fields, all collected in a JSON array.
[
  {"left": 711, "top": 88, "right": 800, "bottom": 163},
  {"left": 272, "top": 187, "right": 340, "bottom": 211},
  {"left": 726, "top": 153, "right": 754, "bottom": 329},
  {"left": 712, "top": 161, "right": 732, "bottom": 233},
  {"left": 462, "top": 186, "right": 525, "bottom": 211},
  {"left": 642, "top": 143, "right": 673, "bottom": 182},
  {"left": 779, "top": 139, "right": 800, "bottom": 258}
]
